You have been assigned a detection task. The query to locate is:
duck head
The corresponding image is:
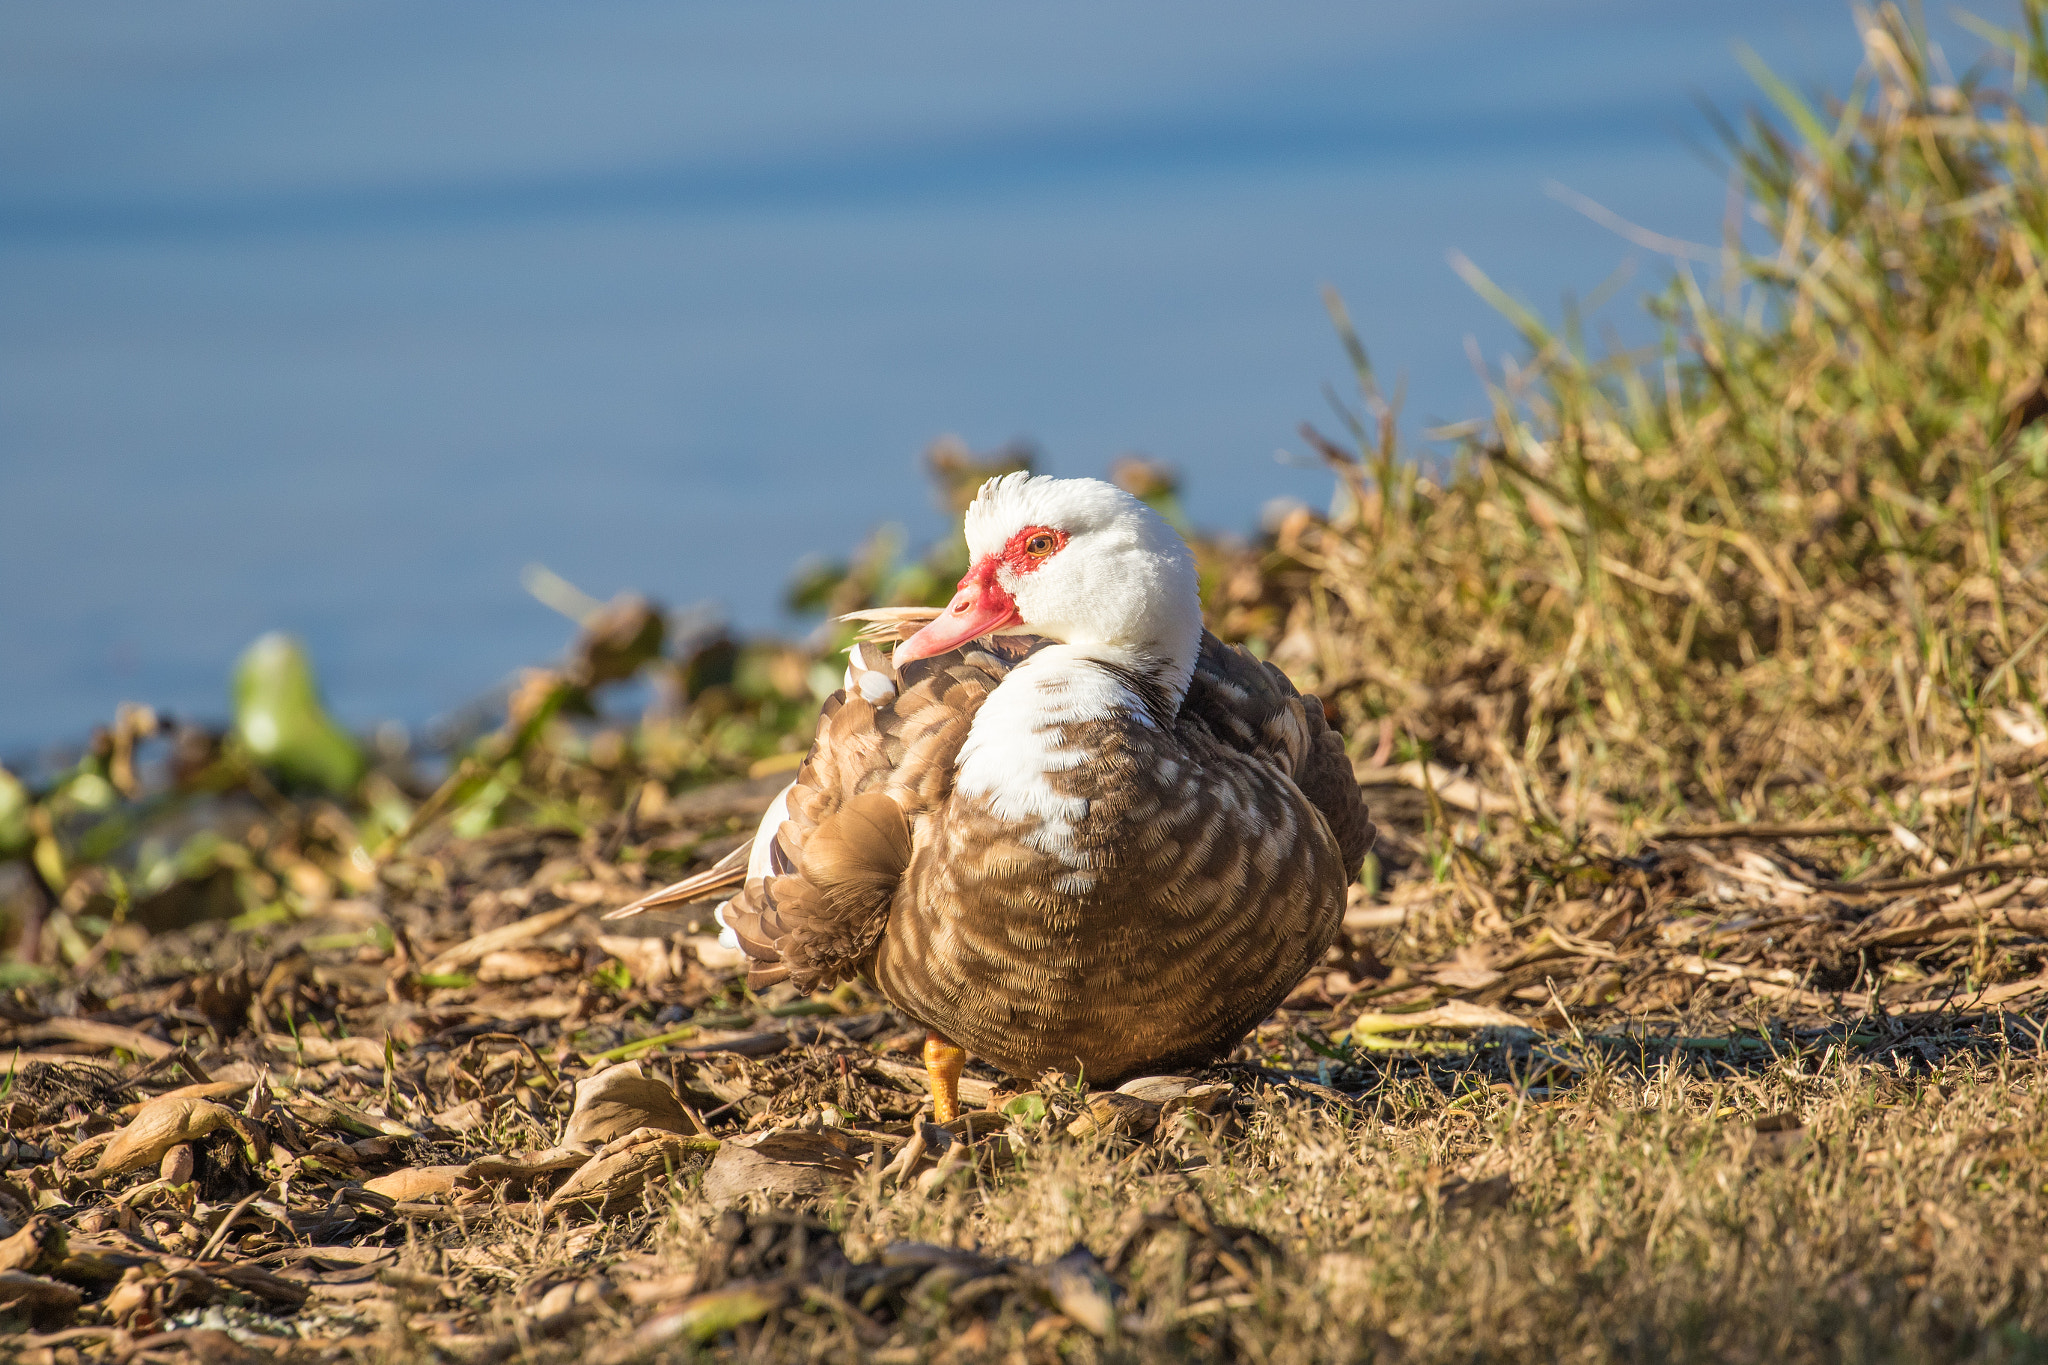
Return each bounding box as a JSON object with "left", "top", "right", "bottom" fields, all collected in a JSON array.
[{"left": 895, "top": 473, "right": 1204, "bottom": 704}]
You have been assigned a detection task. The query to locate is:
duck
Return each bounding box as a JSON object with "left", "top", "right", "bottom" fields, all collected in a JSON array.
[{"left": 608, "top": 473, "right": 1373, "bottom": 1120}]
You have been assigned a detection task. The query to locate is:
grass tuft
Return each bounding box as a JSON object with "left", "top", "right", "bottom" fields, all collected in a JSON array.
[{"left": 1289, "top": 2, "right": 2048, "bottom": 848}]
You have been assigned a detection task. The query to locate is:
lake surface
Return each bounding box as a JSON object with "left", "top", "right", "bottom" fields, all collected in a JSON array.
[{"left": 0, "top": 1, "right": 1957, "bottom": 757}]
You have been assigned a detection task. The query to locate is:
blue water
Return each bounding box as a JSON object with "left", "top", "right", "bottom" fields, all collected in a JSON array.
[{"left": 0, "top": 1, "right": 1967, "bottom": 757}]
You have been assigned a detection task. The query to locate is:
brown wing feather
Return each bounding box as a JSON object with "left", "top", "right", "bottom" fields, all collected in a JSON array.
[
  {"left": 603, "top": 839, "right": 751, "bottom": 920},
  {"left": 719, "top": 642, "right": 1016, "bottom": 993},
  {"left": 783, "top": 789, "right": 913, "bottom": 984},
  {"left": 1183, "top": 631, "right": 1375, "bottom": 879}
]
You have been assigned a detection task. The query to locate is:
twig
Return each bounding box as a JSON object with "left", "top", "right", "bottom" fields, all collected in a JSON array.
[
  {"left": 196, "top": 1190, "right": 265, "bottom": 1262},
  {"left": 1823, "top": 856, "right": 2048, "bottom": 895},
  {"left": 1653, "top": 822, "right": 1892, "bottom": 840},
  {"left": 599, "top": 784, "right": 643, "bottom": 865}
]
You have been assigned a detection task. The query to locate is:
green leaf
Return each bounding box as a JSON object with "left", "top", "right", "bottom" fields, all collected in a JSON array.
[
  {"left": 1734, "top": 43, "right": 1843, "bottom": 172},
  {"left": 1001, "top": 1093, "right": 1048, "bottom": 1125},
  {"left": 232, "top": 633, "right": 366, "bottom": 794},
  {"left": 1447, "top": 250, "right": 1551, "bottom": 350},
  {"left": 665, "top": 1284, "right": 784, "bottom": 1344},
  {"left": 590, "top": 1024, "right": 700, "bottom": 1063},
  {"left": 415, "top": 971, "right": 476, "bottom": 990},
  {"left": 0, "top": 766, "right": 28, "bottom": 858}
]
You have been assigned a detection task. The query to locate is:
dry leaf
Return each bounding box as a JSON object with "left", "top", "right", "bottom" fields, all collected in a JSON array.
[
  {"left": 0, "top": 1018, "right": 173, "bottom": 1060},
  {"left": 259, "top": 1033, "right": 388, "bottom": 1069},
  {"left": 163, "top": 1328, "right": 268, "bottom": 1365},
  {"left": 421, "top": 902, "right": 583, "bottom": 978},
  {"left": 685, "top": 1029, "right": 794, "bottom": 1058},
  {"left": 118, "top": 1080, "right": 253, "bottom": 1117},
  {"left": 93, "top": 1098, "right": 236, "bottom": 1177},
  {"left": 1344, "top": 901, "right": 1408, "bottom": 932},
  {"left": 59, "top": 1131, "right": 117, "bottom": 1172},
  {"left": 700, "top": 1130, "right": 861, "bottom": 1208},
  {"left": 545, "top": 1130, "right": 720, "bottom": 1220},
  {"left": 1113, "top": 1075, "right": 1232, "bottom": 1117},
  {"left": 596, "top": 934, "right": 680, "bottom": 987},
  {"left": 620, "top": 1280, "right": 786, "bottom": 1355},
  {"left": 1433, "top": 944, "right": 1505, "bottom": 990},
  {"left": 1038, "top": 1246, "right": 1121, "bottom": 1337},
  {"left": 687, "top": 935, "right": 749, "bottom": 970},
  {"left": 48, "top": 1244, "right": 134, "bottom": 1284},
  {"left": 936, "top": 1111, "right": 1011, "bottom": 1144},
  {"left": 376, "top": 1267, "right": 455, "bottom": 1307},
  {"left": 1066, "top": 1092, "right": 1160, "bottom": 1139},
  {"left": 530, "top": 1275, "right": 618, "bottom": 1322},
  {"left": 564, "top": 1061, "right": 699, "bottom": 1147},
  {"left": 431, "top": 1098, "right": 493, "bottom": 1134},
  {"left": 206, "top": 1261, "right": 312, "bottom": 1308},
  {"left": 1348, "top": 999, "right": 1526, "bottom": 1043},
  {"left": 1989, "top": 704, "right": 2048, "bottom": 748},
  {"left": 363, "top": 1166, "right": 468, "bottom": 1203},
  {"left": 463, "top": 1146, "right": 593, "bottom": 1185},
  {"left": 456, "top": 991, "right": 581, "bottom": 1022},
  {"left": 102, "top": 1267, "right": 159, "bottom": 1324},
  {"left": 1113, "top": 1075, "right": 1195, "bottom": 1105},
  {"left": 0, "top": 1214, "right": 67, "bottom": 1275},
  {"left": 477, "top": 948, "right": 576, "bottom": 983},
  {"left": 283, "top": 1093, "right": 416, "bottom": 1140}
]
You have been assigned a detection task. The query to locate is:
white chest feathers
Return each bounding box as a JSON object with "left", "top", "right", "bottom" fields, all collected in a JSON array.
[{"left": 952, "top": 645, "right": 1159, "bottom": 865}]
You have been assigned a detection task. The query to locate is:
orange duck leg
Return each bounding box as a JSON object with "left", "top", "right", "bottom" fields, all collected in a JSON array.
[{"left": 923, "top": 1031, "right": 966, "bottom": 1123}]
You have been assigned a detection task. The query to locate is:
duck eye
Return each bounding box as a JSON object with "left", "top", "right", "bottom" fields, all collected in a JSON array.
[{"left": 1025, "top": 533, "right": 1055, "bottom": 557}]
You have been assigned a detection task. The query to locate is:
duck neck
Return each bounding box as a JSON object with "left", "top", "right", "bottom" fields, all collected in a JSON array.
[
  {"left": 953, "top": 638, "right": 1192, "bottom": 863},
  {"left": 1055, "top": 637, "right": 1195, "bottom": 727},
  {"left": 1056, "top": 574, "right": 1204, "bottom": 718}
]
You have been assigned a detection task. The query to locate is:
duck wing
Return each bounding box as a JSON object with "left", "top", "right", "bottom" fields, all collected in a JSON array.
[
  {"left": 720, "top": 639, "right": 1019, "bottom": 991},
  {"left": 1182, "top": 631, "right": 1375, "bottom": 880}
]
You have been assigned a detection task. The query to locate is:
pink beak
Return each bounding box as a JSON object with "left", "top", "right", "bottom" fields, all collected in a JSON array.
[{"left": 895, "top": 563, "right": 1021, "bottom": 663}]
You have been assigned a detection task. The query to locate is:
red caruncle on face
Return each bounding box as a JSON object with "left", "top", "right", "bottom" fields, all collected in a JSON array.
[{"left": 998, "top": 525, "right": 1068, "bottom": 577}]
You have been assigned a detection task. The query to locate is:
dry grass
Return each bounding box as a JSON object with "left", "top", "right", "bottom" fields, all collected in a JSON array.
[
  {"left": 1286, "top": 2, "right": 2048, "bottom": 836},
  {"left": 786, "top": 1047, "right": 2048, "bottom": 1365}
]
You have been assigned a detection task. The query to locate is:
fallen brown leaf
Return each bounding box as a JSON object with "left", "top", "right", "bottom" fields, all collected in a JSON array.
[
  {"left": 118, "top": 1080, "right": 254, "bottom": 1117},
  {"left": 363, "top": 1166, "right": 469, "bottom": 1203},
  {"left": 0, "top": 1019, "right": 173, "bottom": 1059},
  {"left": 546, "top": 1130, "right": 721, "bottom": 1220},
  {"left": 563, "top": 1060, "right": 702, "bottom": 1146},
  {"left": 421, "top": 902, "right": 584, "bottom": 978},
  {"left": 700, "top": 1130, "right": 861, "bottom": 1208},
  {"left": 1067, "top": 1093, "right": 1161, "bottom": 1139},
  {"left": 92, "top": 1098, "right": 238, "bottom": 1178},
  {"left": 0, "top": 1214, "right": 67, "bottom": 1276}
]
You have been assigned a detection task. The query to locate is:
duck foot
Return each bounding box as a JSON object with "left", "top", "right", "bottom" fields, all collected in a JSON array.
[{"left": 923, "top": 1031, "right": 966, "bottom": 1124}]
